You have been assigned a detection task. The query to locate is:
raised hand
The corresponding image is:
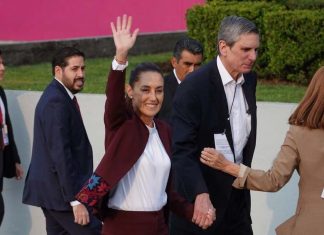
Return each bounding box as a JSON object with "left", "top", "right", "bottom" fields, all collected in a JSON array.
[{"left": 110, "top": 14, "right": 139, "bottom": 62}]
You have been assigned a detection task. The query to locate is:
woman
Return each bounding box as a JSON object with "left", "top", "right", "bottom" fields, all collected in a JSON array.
[
  {"left": 76, "top": 15, "right": 215, "bottom": 235},
  {"left": 200, "top": 66, "right": 324, "bottom": 235},
  {"left": 0, "top": 50, "right": 24, "bottom": 225}
]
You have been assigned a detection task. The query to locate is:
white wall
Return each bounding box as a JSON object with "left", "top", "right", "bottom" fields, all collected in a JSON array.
[{"left": 0, "top": 90, "right": 298, "bottom": 235}]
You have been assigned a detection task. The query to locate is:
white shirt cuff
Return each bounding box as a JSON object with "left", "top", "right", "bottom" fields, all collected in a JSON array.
[
  {"left": 70, "top": 200, "right": 81, "bottom": 207},
  {"left": 112, "top": 59, "right": 128, "bottom": 71}
]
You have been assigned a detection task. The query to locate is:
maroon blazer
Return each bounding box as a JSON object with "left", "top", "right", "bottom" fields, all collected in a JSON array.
[{"left": 76, "top": 68, "right": 193, "bottom": 221}]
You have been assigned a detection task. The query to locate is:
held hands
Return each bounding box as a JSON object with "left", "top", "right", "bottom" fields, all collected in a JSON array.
[
  {"left": 15, "top": 163, "right": 24, "bottom": 180},
  {"left": 110, "top": 14, "right": 139, "bottom": 63},
  {"left": 73, "top": 203, "right": 90, "bottom": 226},
  {"left": 192, "top": 193, "right": 216, "bottom": 229}
]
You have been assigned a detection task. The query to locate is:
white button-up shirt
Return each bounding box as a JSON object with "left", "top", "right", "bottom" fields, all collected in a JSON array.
[
  {"left": 217, "top": 56, "right": 251, "bottom": 163},
  {"left": 108, "top": 123, "right": 171, "bottom": 211}
]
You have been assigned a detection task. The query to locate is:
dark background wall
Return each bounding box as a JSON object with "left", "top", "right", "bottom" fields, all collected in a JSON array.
[{"left": 0, "top": 32, "right": 186, "bottom": 66}]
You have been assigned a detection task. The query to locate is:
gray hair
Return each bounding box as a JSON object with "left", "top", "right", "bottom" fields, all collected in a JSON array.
[
  {"left": 217, "top": 16, "right": 259, "bottom": 50},
  {"left": 173, "top": 37, "right": 204, "bottom": 61}
]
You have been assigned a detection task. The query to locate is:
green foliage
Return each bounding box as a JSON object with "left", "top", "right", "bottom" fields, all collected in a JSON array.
[
  {"left": 264, "top": 10, "right": 324, "bottom": 83},
  {"left": 188, "top": 1, "right": 323, "bottom": 83},
  {"left": 4, "top": 53, "right": 172, "bottom": 94},
  {"left": 187, "top": 1, "right": 284, "bottom": 76},
  {"left": 280, "top": 0, "right": 324, "bottom": 9},
  {"left": 206, "top": 0, "right": 324, "bottom": 9},
  {"left": 256, "top": 80, "right": 306, "bottom": 102},
  {"left": 3, "top": 52, "right": 306, "bottom": 102}
]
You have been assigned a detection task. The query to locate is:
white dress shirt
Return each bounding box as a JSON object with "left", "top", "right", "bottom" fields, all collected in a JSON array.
[
  {"left": 217, "top": 56, "right": 251, "bottom": 163},
  {"left": 54, "top": 77, "right": 81, "bottom": 207},
  {"left": 173, "top": 69, "right": 182, "bottom": 84},
  {"left": 108, "top": 123, "right": 171, "bottom": 211}
]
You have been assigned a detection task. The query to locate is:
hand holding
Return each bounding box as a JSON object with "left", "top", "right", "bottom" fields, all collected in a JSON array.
[
  {"left": 15, "top": 163, "right": 24, "bottom": 180},
  {"left": 192, "top": 193, "right": 216, "bottom": 229},
  {"left": 110, "top": 14, "right": 139, "bottom": 62},
  {"left": 72, "top": 203, "right": 90, "bottom": 226}
]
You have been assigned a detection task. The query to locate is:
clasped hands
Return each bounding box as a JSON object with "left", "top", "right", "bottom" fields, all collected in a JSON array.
[{"left": 192, "top": 193, "right": 216, "bottom": 229}]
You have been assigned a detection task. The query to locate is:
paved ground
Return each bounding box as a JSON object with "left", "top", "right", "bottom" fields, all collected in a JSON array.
[{"left": 0, "top": 91, "right": 299, "bottom": 235}]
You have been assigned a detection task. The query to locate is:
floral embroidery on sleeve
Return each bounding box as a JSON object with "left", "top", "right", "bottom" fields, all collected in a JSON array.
[{"left": 76, "top": 173, "right": 110, "bottom": 207}]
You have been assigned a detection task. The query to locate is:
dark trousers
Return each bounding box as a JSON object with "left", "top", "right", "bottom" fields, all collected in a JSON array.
[
  {"left": 217, "top": 189, "right": 253, "bottom": 235},
  {"left": 0, "top": 150, "right": 3, "bottom": 226},
  {"left": 0, "top": 193, "right": 4, "bottom": 226},
  {"left": 42, "top": 208, "right": 102, "bottom": 235},
  {"left": 170, "top": 188, "right": 253, "bottom": 235},
  {"left": 102, "top": 208, "right": 168, "bottom": 235}
]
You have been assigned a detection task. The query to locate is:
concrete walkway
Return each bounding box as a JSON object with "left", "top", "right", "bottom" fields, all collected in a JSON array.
[{"left": 1, "top": 90, "right": 298, "bottom": 235}]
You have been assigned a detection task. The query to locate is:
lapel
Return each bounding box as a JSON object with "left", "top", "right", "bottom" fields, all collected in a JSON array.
[
  {"left": 51, "top": 79, "right": 87, "bottom": 134},
  {"left": 169, "top": 73, "right": 179, "bottom": 97},
  {"left": 155, "top": 119, "right": 171, "bottom": 157},
  {"left": 0, "top": 86, "right": 7, "bottom": 113},
  {"left": 52, "top": 79, "right": 83, "bottom": 118},
  {"left": 209, "top": 60, "right": 235, "bottom": 154},
  {"left": 242, "top": 73, "right": 254, "bottom": 114}
]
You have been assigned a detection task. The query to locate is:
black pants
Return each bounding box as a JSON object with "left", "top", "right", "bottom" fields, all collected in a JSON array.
[
  {"left": 0, "top": 193, "right": 4, "bottom": 226},
  {"left": 217, "top": 189, "right": 253, "bottom": 235},
  {"left": 0, "top": 150, "right": 4, "bottom": 226},
  {"left": 42, "top": 208, "right": 102, "bottom": 235}
]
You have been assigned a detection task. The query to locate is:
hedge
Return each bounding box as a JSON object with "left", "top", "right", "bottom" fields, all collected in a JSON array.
[
  {"left": 264, "top": 10, "right": 324, "bottom": 83},
  {"left": 187, "top": 2, "right": 324, "bottom": 83},
  {"left": 206, "top": 0, "right": 324, "bottom": 9},
  {"left": 186, "top": 1, "right": 284, "bottom": 77}
]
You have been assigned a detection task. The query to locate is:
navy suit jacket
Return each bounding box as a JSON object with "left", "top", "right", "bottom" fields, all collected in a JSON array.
[
  {"left": 171, "top": 59, "right": 257, "bottom": 233},
  {"left": 23, "top": 79, "right": 93, "bottom": 211},
  {"left": 156, "top": 72, "right": 179, "bottom": 124},
  {"left": 0, "top": 86, "right": 21, "bottom": 190}
]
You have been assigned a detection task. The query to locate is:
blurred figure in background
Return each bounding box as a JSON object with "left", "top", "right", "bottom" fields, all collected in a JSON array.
[
  {"left": 0, "top": 49, "right": 24, "bottom": 226},
  {"left": 157, "top": 37, "right": 203, "bottom": 123}
]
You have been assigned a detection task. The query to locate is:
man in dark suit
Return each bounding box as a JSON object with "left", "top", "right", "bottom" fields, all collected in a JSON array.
[
  {"left": 170, "top": 16, "right": 260, "bottom": 235},
  {"left": 23, "top": 47, "right": 101, "bottom": 235},
  {"left": 157, "top": 38, "right": 203, "bottom": 123},
  {"left": 0, "top": 49, "right": 24, "bottom": 226}
]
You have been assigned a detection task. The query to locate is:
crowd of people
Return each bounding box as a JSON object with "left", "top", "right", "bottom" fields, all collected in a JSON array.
[{"left": 0, "top": 14, "right": 323, "bottom": 235}]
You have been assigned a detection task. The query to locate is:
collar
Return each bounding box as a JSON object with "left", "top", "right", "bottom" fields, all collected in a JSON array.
[
  {"left": 172, "top": 69, "right": 182, "bottom": 84},
  {"left": 216, "top": 56, "right": 245, "bottom": 86},
  {"left": 54, "top": 77, "right": 74, "bottom": 99}
]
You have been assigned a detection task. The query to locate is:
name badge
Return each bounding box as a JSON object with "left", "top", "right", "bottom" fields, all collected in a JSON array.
[
  {"left": 2, "top": 124, "right": 9, "bottom": 146},
  {"left": 214, "top": 133, "right": 234, "bottom": 162},
  {"left": 321, "top": 188, "right": 324, "bottom": 199}
]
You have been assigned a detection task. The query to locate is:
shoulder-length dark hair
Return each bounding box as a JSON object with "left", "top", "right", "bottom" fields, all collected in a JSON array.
[{"left": 289, "top": 66, "right": 324, "bottom": 129}]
